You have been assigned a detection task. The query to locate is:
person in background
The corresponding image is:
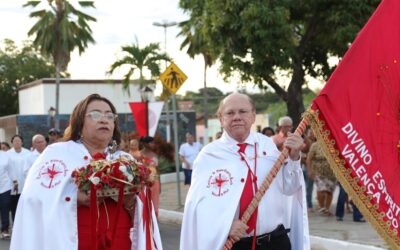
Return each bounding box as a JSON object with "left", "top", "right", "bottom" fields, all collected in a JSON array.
[
  {"left": 261, "top": 126, "right": 275, "bottom": 137},
  {"left": 336, "top": 184, "right": 366, "bottom": 222},
  {"left": 140, "top": 136, "right": 160, "bottom": 217},
  {"left": 129, "top": 138, "right": 142, "bottom": 160},
  {"left": 306, "top": 140, "right": 336, "bottom": 216},
  {"left": 272, "top": 116, "right": 293, "bottom": 151},
  {"left": 1, "top": 142, "right": 10, "bottom": 151},
  {"left": 215, "top": 131, "right": 223, "bottom": 140},
  {"left": 179, "top": 132, "right": 202, "bottom": 185},
  {"left": 118, "top": 138, "right": 129, "bottom": 152},
  {"left": 301, "top": 128, "right": 316, "bottom": 212},
  {"left": 24, "top": 134, "right": 47, "bottom": 178},
  {"left": 6, "top": 135, "right": 31, "bottom": 222},
  {"left": 0, "top": 148, "right": 11, "bottom": 239},
  {"left": 10, "top": 94, "right": 162, "bottom": 250},
  {"left": 48, "top": 128, "right": 62, "bottom": 145},
  {"left": 180, "top": 93, "right": 309, "bottom": 250}
]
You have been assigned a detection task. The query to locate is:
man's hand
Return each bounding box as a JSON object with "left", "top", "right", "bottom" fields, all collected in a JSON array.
[
  {"left": 228, "top": 219, "right": 248, "bottom": 242},
  {"left": 284, "top": 132, "right": 304, "bottom": 161}
]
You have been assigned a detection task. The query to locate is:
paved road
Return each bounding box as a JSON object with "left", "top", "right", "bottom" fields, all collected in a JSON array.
[
  {"left": 159, "top": 221, "right": 181, "bottom": 250},
  {"left": 0, "top": 221, "right": 181, "bottom": 250}
]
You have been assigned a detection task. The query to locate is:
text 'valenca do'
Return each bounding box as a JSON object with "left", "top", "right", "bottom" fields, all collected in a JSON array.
[{"left": 342, "top": 122, "right": 400, "bottom": 229}]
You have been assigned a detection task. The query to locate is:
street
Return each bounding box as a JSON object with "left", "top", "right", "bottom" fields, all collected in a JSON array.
[{"left": 0, "top": 221, "right": 181, "bottom": 250}]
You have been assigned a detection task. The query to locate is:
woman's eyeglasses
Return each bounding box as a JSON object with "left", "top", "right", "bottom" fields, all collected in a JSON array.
[{"left": 86, "top": 111, "right": 117, "bottom": 121}]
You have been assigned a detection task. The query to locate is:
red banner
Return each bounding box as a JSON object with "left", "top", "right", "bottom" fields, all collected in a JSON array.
[
  {"left": 307, "top": 0, "right": 400, "bottom": 247},
  {"left": 129, "top": 102, "right": 148, "bottom": 137}
]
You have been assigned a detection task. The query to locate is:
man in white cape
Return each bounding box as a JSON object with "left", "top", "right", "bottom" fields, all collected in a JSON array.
[
  {"left": 180, "top": 93, "right": 309, "bottom": 250},
  {"left": 10, "top": 140, "right": 162, "bottom": 250}
]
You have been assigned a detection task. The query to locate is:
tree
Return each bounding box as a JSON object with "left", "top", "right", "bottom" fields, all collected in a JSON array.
[
  {"left": 24, "top": 0, "right": 96, "bottom": 128},
  {"left": 180, "top": 0, "right": 380, "bottom": 126},
  {"left": 180, "top": 87, "right": 224, "bottom": 115},
  {"left": 0, "top": 39, "right": 55, "bottom": 116},
  {"left": 108, "top": 42, "right": 170, "bottom": 96},
  {"left": 178, "top": 16, "right": 216, "bottom": 143}
]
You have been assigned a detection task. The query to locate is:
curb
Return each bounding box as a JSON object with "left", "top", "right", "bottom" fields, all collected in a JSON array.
[{"left": 158, "top": 209, "right": 385, "bottom": 250}]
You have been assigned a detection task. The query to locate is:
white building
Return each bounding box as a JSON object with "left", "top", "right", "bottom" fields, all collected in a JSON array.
[{"left": 18, "top": 78, "right": 143, "bottom": 115}]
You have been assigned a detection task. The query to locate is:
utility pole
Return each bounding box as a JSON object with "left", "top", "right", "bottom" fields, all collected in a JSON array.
[
  {"left": 153, "top": 20, "right": 177, "bottom": 143},
  {"left": 153, "top": 20, "right": 182, "bottom": 206}
]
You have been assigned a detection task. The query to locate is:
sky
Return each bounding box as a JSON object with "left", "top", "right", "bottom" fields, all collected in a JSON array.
[{"left": 0, "top": 0, "right": 265, "bottom": 96}]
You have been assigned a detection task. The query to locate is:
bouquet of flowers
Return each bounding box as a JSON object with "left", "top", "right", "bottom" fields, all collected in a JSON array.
[{"left": 72, "top": 153, "right": 157, "bottom": 198}]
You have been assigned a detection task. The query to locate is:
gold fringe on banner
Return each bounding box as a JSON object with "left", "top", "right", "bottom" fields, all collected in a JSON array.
[{"left": 303, "top": 109, "right": 398, "bottom": 249}]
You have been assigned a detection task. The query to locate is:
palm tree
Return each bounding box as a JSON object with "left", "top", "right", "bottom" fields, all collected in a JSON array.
[
  {"left": 24, "top": 0, "right": 96, "bottom": 129},
  {"left": 107, "top": 42, "right": 170, "bottom": 97},
  {"left": 178, "top": 18, "right": 216, "bottom": 144}
]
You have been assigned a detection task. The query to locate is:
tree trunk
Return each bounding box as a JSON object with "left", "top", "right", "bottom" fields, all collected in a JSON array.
[
  {"left": 287, "top": 60, "right": 305, "bottom": 127},
  {"left": 55, "top": 66, "right": 60, "bottom": 130}
]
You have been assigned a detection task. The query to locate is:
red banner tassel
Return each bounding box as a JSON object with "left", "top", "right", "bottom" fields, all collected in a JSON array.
[
  {"left": 90, "top": 184, "right": 98, "bottom": 250},
  {"left": 140, "top": 188, "right": 153, "bottom": 250},
  {"left": 109, "top": 187, "right": 125, "bottom": 250}
]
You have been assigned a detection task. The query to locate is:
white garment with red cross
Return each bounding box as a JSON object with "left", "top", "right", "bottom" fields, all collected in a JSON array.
[
  {"left": 180, "top": 132, "right": 310, "bottom": 250},
  {"left": 10, "top": 140, "right": 162, "bottom": 250}
]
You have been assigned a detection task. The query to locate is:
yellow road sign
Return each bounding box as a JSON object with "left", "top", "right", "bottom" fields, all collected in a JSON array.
[{"left": 159, "top": 62, "right": 188, "bottom": 94}]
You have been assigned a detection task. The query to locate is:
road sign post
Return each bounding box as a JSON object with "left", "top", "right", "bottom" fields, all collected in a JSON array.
[{"left": 159, "top": 62, "right": 188, "bottom": 207}]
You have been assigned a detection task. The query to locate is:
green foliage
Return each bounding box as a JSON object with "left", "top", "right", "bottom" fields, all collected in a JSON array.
[
  {"left": 108, "top": 42, "right": 170, "bottom": 94},
  {"left": 179, "top": 87, "right": 224, "bottom": 115},
  {"left": 24, "top": 0, "right": 96, "bottom": 71},
  {"left": 266, "top": 88, "right": 317, "bottom": 127},
  {"left": 0, "top": 39, "right": 55, "bottom": 116},
  {"left": 179, "top": 0, "right": 380, "bottom": 125}
]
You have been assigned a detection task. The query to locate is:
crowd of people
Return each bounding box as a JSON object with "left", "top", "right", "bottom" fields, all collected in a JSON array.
[{"left": 0, "top": 92, "right": 365, "bottom": 249}]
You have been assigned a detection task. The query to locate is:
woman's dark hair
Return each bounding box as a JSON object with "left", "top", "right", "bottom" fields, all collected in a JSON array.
[
  {"left": 140, "top": 136, "right": 154, "bottom": 144},
  {"left": 261, "top": 127, "right": 275, "bottom": 136},
  {"left": 63, "top": 94, "right": 121, "bottom": 145},
  {"left": 1, "top": 142, "right": 10, "bottom": 150},
  {"left": 11, "top": 135, "right": 23, "bottom": 143}
]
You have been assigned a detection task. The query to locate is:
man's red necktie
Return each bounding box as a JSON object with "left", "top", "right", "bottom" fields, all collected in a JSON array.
[{"left": 237, "top": 143, "right": 257, "bottom": 234}]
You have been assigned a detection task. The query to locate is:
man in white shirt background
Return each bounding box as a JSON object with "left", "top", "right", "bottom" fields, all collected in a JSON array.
[
  {"left": 6, "top": 135, "right": 31, "bottom": 222},
  {"left": 24, "top": 134, "right": 47, "bottom": 178},
  {"left": 179, "top": 132, "right": 202, "bottom": 185},
  {"left": 0, "top": 150, "right": 12, "bottom": 239}
]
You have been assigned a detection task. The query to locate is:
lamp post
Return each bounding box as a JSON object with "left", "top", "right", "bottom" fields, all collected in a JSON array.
[
  {"left": 153, "top": 20, "right": 177, "bottom": 143},
  {"left": 141, "top": 86, "right": 154, "bottom": 136},
  {"left": 48, "top": 106, "right": 56, "bottom": 128}
]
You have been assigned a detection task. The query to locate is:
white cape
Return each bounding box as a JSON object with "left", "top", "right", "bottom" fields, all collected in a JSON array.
[
  {"left": 10, "top": 140, "right": 162, "bottom": 250},
  {"left": 180, "top": 132, "right": 309, "bottom": 250}
]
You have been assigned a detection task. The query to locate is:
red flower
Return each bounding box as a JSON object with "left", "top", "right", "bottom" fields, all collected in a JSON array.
[
  {"left": 95, "top": 183, "right": 103, "bottom": 190},
  {"left": 101, "top": 175, "right": 110, "bottom": 184},
  {"left": 92, "top": 152, "right": 106, "bottom": 160}
]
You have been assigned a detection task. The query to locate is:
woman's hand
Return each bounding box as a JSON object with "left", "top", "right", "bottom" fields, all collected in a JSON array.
[
  {"left": 77, "top": 191, "right": 90, "bottom": 207},
  {"left": 123, "top": 194, "right": 136, "bottom": 212}
]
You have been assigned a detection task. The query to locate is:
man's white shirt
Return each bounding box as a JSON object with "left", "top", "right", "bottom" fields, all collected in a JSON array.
[
  {"left": 7, "top": 147, "right": 31, "bottom": 194},
  {"left": 179, "top": 142, "right": 202, "bottom": 169}
]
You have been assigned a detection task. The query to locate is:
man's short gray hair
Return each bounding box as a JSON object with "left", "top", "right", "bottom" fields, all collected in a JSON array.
[{"left": 278, "top": 116, "right": 293, "bottom": 126}]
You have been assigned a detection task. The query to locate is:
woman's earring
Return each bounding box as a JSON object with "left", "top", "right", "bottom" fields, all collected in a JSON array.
[{"left": 108, "top": 140, "right": 117, "bottom": 154}]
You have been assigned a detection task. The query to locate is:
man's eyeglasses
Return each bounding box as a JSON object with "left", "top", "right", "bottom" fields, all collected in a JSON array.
[
  {"left": 222, "top": 109, "right": 252, "bottom": 118},
  {"left": 86, "top": 111, "right": 117, "bottom": 121}
]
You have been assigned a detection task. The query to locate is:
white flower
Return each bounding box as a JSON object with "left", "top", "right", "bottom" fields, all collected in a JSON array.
[
  {"left": 119, "top": 165, "right": 127, "bottom": 173},
  {"left": 127, "top": 174, "right": 134, "bottom": 182},
  {"left": 89, "top": 176, "right": 100, "bottom": 185}
]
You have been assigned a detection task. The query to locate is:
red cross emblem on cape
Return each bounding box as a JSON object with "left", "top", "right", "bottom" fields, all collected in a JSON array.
[
  {"left": 36, "top": 159, "right": 68, "bottom": 189},
  {"left": 206, "top": 169, "right": 233, "bottom": 197}
]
